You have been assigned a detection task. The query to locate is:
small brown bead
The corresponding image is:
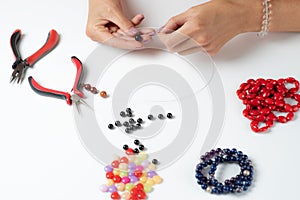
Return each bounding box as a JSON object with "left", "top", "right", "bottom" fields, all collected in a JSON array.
[{"left": 100, "top": 91, "right": 107, "bottom": 98}]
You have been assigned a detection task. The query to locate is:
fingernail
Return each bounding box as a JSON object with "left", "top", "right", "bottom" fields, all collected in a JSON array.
[
  {"left": 157, "top": 26, "right": 164, "bottom": 33},
  {"left": 129, "top": 27, "right": 140, "bottom": 35},
  {"left": 142, "top": 39, "right": 152, "bottom": 44}
]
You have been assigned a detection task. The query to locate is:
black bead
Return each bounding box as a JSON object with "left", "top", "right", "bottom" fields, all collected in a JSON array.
[
  {"left": 127, "top": 112, "right": 133, "bottom": 117},
  {"left": 123, "top": 144, "right": 129, "bottom": 150},
  {"left": 108, "top": 124, "right": 114, "bottom": 129},
  {"left": 126, "top": 108, "right": 132, "bottom": 113},
  {"left": 123, "top": 121, "right": 129, "bottom": 127},
  {"left": 134, "top": 34, "right": 143, "bottom": 42},
  {"left": 134, "top": 148, "right": 140, "bottom": 154},
  {"left": 158, "top": 114, "right": 164, "bottom": 119},
  {"left": 148, "top": 114, "right": 154, "bottom": 120},
  {"left": 139, "top": 144, "right": 145, "bottom": 151},
  {"left": 136, "top": 123, "right": 142, "bottom": 128},
  {"left": 167, "top": 113, "right": 173, "bottom": 119},
  {"left": 115, "top": 121, "right": 122, "bottom": 127},
  {"left": 125, "top": 128, "right": 131, "bottom": 133},
  {"left": 120, "top": 111, "right": 126, "bottom": 117},
  {"left": 129, "top": 118, "right": 135, "bottom": 124},
  {"left": 134, "top": 139, "right": 140, "bottom": 145},
  {"left": 152, "top": 159, "right": 158, "bottom": 165},
  {"left": 137, "top": 118, "right": 143, "bottom": 124}
]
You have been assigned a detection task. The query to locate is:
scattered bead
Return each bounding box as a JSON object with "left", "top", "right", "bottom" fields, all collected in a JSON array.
[
  {"left": 152, "top": 159, "right": 158, "bottom": 165},
  {"left": 120, "top": 111, "right": 126, "bottom": 117},
  {"left": 115, "top": 121, "right": 122, "bottom": 127},
  {"left": 129, "top": 118, "right": 135, "bottom": 124},
  {"left": 90, "top": 87, "right": 98, "bottom": 94},
  {"left": 111, "top": 191, "right": 120, "bottom": 199},
  {"left": 158, "top": 114, "right": 164, "bottom": 119},
  {"left": 167, "top": 113, "right": 173, "bottom": 119},
  {"left": 134, "top": 139, "right": 140, "bottom": 145},
  {"left": 148, "top": 114, "right": 154, "bottom": 120},
  {"left": 125, "top": 128, "right": 131, "bottom": 134},
  {"left": 108, "top": 124, "right": 114, "bottom": 130},
  {"left": 134, "top": 148, "right": 140, "bottom": 154},
  {"left": 134, "top": 34, "right": 143, "bottom": 42},
  {"left": 123, "top": 121, "right": 130, "bottom": 127},
  {"left": 126, "top": 108, "right": 132, "bottom": 113},
  {"left": 137, "top": 118, "right": 143, "bottom": 124},
  {"left": 123, "top": 144, "right": 129, "bottom": 150},
  {"left": 100, "top": 91, "right": 107, "bottom": 98},
  {"left": 84, "top": 83, "right": 91, "bottom": 90},
  {"left": 139, "top": 144, "right": 145, "bottom": 151}
]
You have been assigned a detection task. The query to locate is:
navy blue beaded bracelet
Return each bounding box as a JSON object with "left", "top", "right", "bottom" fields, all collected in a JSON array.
[{"left": 195, "top": 148, "right": 254, "bottom": 194}]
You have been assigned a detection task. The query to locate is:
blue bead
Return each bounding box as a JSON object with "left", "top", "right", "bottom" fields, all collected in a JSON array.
[
  {"left": 223, "top": 186, "right": 230, "bottom": 193},
  {"left": 212, "top": 179, "right": 218, "bottom": 186},
  {"left": 231, "top": 148, "right": 237, "bottom": 154},
  {"left": 201, "top": 184, "right": 208, "bottom": 189},
  {"left": 212, "top": 188, "right": 218, "bottom": 194}
]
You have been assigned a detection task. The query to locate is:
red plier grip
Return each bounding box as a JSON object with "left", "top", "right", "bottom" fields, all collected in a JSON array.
[
  {"left": 25, "top": 29, "right": 59, "bottom": 66},
  {"left": 28, "top": 76, "right": 72, "bottom": 105}
]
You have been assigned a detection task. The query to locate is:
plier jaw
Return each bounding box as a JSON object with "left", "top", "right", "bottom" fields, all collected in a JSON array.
[{"left": 10, "top": 29, "right": 59, "bottom": 84}]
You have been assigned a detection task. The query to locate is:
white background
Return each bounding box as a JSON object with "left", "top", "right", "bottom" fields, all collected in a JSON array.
[{"left": 0, "top": 0, "right": 299, "bottom": 200}]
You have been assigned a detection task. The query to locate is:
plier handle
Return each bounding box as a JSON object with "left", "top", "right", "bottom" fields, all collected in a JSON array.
[
  {"left": 28, "top": 56, "right": 85, "bottom": 105},
  {"left": 10, "top": 29, "right": 59, "bottom": 83}
]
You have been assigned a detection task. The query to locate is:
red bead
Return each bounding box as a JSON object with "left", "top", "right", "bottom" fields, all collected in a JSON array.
[
  {"left": 268, "top": 105, "right": 276, "bottom": 110},
  {"left": 286, "top": 77, "right": 296, "bottom": 83},
  {"left": 286, "top": 112, "right": 294, "bottom": 121},
  {"left": 250, "top": 120, "right": 259, "bottom": 132},
  {"left": 262, "top": 91, "right": 271, "bottom": 98},
  {"left": 126, "top": 148, "right": 134, "bottom": 155},
  {"left": 111, "top": 192, "right": 120, "bottom": 200},
  {"left": 249, "top": 99, "right": 261, "bottom": 106},
  {"left": 113, "top": 175, "right": 122, "bottom": 183},
  {"left": 247, "top": 79, "right": 255, "bottom": 85},
  {"left": 120, "top": 156, "right": 129, "bottom": 164},
  {"left": 130, "top": 188, "right": 139, "bottom": 196},
  {"left": 238, "top": 83, "right": 248, "bottom": 91},
  {"left": 284, "top": 104, "right": 293, "bottom": 112},
  {"left": 247, "top": 94, "right": 257, "bottom": 99},
  {"left": 243, "top": 109, "right": 249, "bottom": 117},
  {"left": 134, "top": 170, "right": 143, "bottom": 178},
  {"left": 288, "top": 88, "right": 299, "bottom": 94},
  {"left": 100, "top": 91, "right": 108, "bottom": 98},
  {"left": 277, "top": 116, "right": 287, "bottom": 123},
  {"left": 137, "top": 190, "right": 147, "bottom": 199},
  {"left": 277, "top": 78, "right": 285, "bottom": 85},
  {"left": 249, "top": 110, "right": 259, "bottom": 116},
  {"left": 273, "top": 93, "right": 284, "bottom": 101},
  {"left": 275, "top": 100, "right": 285, "bottom": 107},
  {"left": 265, "top": 98, "right": 274, "bottom": 105},
  {"left": 256, "top": 95, "right": 265, "bottom": 101},
  {"left": 294, "top": 94, "right": 300, "bottom": 101},
  {"left": 250, "top": 85, "right": 260, "bottom": 93},
  {"left": 266, "top": 82, "right": 274, "bottom": 90},
  {"left": 260, "top": 108, "right": 271, "bottom": 115},
  {"left": 135, "top": 183, "right": 144, "bottom": 190},
  {"left": 106, "top": 172, "right": 114, "bottom": 179},
  {"left": 111, "top": 160, "right": 120, "bottom": 168},
  {"left": 238, "top": 92, "right": 247, "bottom": 100},
  {"left": 293, "top": 105, "right": 299, "bottom": 112},
  {"left": 256, "top": 115, "right": 266, "bottom": 122},
  {"left": 266, "top": 120, "right": 274, "bottom": 127},
  {"left": 129, "top": 196, "right": 138, "bottom": 200},
  {"left": 266, "top": 113, "right": 277, "bottom": 121}
]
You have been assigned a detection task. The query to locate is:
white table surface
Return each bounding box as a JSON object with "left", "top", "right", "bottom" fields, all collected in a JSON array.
[{"left": 0, "top": 1, "right": 299, "bottom": 200}]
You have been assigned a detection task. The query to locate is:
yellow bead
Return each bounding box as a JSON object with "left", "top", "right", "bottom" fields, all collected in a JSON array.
[
  {"left": 148, "top": 163, "right": 156, "bottom": 171},
  {"left": 119, "top": 171, "right": 128, "bottom": 177},
  {"left": 146, "top": 179, "right": 155, "bottom": 186},
  {"left": 121, "top": 191, "right": 130, "bottom": 200},
  {"left": 106, "top": 179, "right": 114, "bottom": 186},
  {"left": 152, "top": 175, "right": 163, "bottom": 184},
  {"left": 113, "top": 169, "right": 120, "bottom": 175},
  {"left": 115, "top": 183, "right": 125, "bottom": 191},
  {"left": 134, "top": 157, "right": 143, "bottom": 165},
  {"left": 138, "top": 152, "right": 148, "bottom": 160},
  {"left": 139, "top": 176, "right": 148, "bottom": 183}
]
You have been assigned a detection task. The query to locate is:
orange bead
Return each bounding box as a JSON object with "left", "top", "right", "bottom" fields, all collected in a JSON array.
[{"left": 100, "top": 91, "right": 107, "bottom": 98}]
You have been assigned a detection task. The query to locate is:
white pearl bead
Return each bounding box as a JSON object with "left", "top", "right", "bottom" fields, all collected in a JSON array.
[
  {"left": 206, "top": 186, "right": 212, "bottom": 193},
  {"left": 243, "top": 170, "right": 250, "bottom": 176}
]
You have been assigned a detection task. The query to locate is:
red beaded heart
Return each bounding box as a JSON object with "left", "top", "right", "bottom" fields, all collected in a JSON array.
[{"left": 237, "top": 77, "right": 300, "bottom": 133}]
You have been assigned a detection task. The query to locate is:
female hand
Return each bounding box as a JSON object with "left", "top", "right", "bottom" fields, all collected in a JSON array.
[
  {"left": 158, "top": 0, "right": 261, "bottom": 55},
  {"left": 86, "top": 0, "right": 154, "bottom": 49}
]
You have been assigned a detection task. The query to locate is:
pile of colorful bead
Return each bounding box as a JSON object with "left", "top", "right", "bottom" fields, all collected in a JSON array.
[
  {"left": 196, "top": 148, "right": 253, "bottom": 195},
  {"left": 99, "top": 146, "right": 162, "bottom": 199},
  {"left": 236, "top": 77, "right": 300, "bottom": 132}
]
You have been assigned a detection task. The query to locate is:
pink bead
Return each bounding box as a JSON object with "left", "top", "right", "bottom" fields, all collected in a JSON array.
[
  {"left": 135, "top": 165, "right": 144, "bottom": 171},
  {"left": 121, "top": 177, "right": 130, "bottom": 184}
]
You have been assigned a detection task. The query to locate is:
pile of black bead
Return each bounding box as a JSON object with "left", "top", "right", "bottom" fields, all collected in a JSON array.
[{"left": 195, "top": 148, "right": 253, "bottom": 195}]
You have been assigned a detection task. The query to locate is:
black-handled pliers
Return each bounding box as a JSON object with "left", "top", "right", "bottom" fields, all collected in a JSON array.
[
  {"left": 10, "top": 29, "right": 59, "bottom": 83},
  {"left": 28, "top": 56, "right": 86, "bottom": 107}
]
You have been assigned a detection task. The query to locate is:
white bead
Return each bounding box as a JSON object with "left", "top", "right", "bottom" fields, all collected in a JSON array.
[
  {"left": 206, "top": 186, "right": 212, "bottom": 193},
  {"left": 243, "top": 170, "right": 250, "bottom": 176}
]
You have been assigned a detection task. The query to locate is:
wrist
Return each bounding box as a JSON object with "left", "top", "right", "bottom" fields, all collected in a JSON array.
[{"left": 238, "top": 0, "right": 263, "bottom": 33}]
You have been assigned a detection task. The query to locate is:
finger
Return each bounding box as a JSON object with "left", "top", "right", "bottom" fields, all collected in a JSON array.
[
  {"left": 109, "top": 13, "right": 141, "bottom": 36},
  {"left": 131, "top": 14, "right": 144, "bottom": 26},
  {"left": 167, "top": 37, "right": 201, "bottom": 53},
  {"left": 113, "top": 31, "right": 152, "bottom": 44},
  {"left": 158, "top": 31, "right": 190, "bottom": 50},
  {"left": 159, "top": 12, "right": 188, "bottom": 33}
]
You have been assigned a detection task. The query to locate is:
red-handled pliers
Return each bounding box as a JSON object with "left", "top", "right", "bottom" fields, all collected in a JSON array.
[
  {"left": 10, "top": 29, "right": 59, "bottom": 83},
  {"left": 28, "top": 56, "right": 86, "bottom": 107}
]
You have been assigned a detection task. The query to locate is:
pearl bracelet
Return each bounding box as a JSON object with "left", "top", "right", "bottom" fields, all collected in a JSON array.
[
  {"left": 258, "top": 0, "right": 272, "bottom": 37},
  {"left": 195, "top": 148, "right": 254, "bottom": 194}
]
